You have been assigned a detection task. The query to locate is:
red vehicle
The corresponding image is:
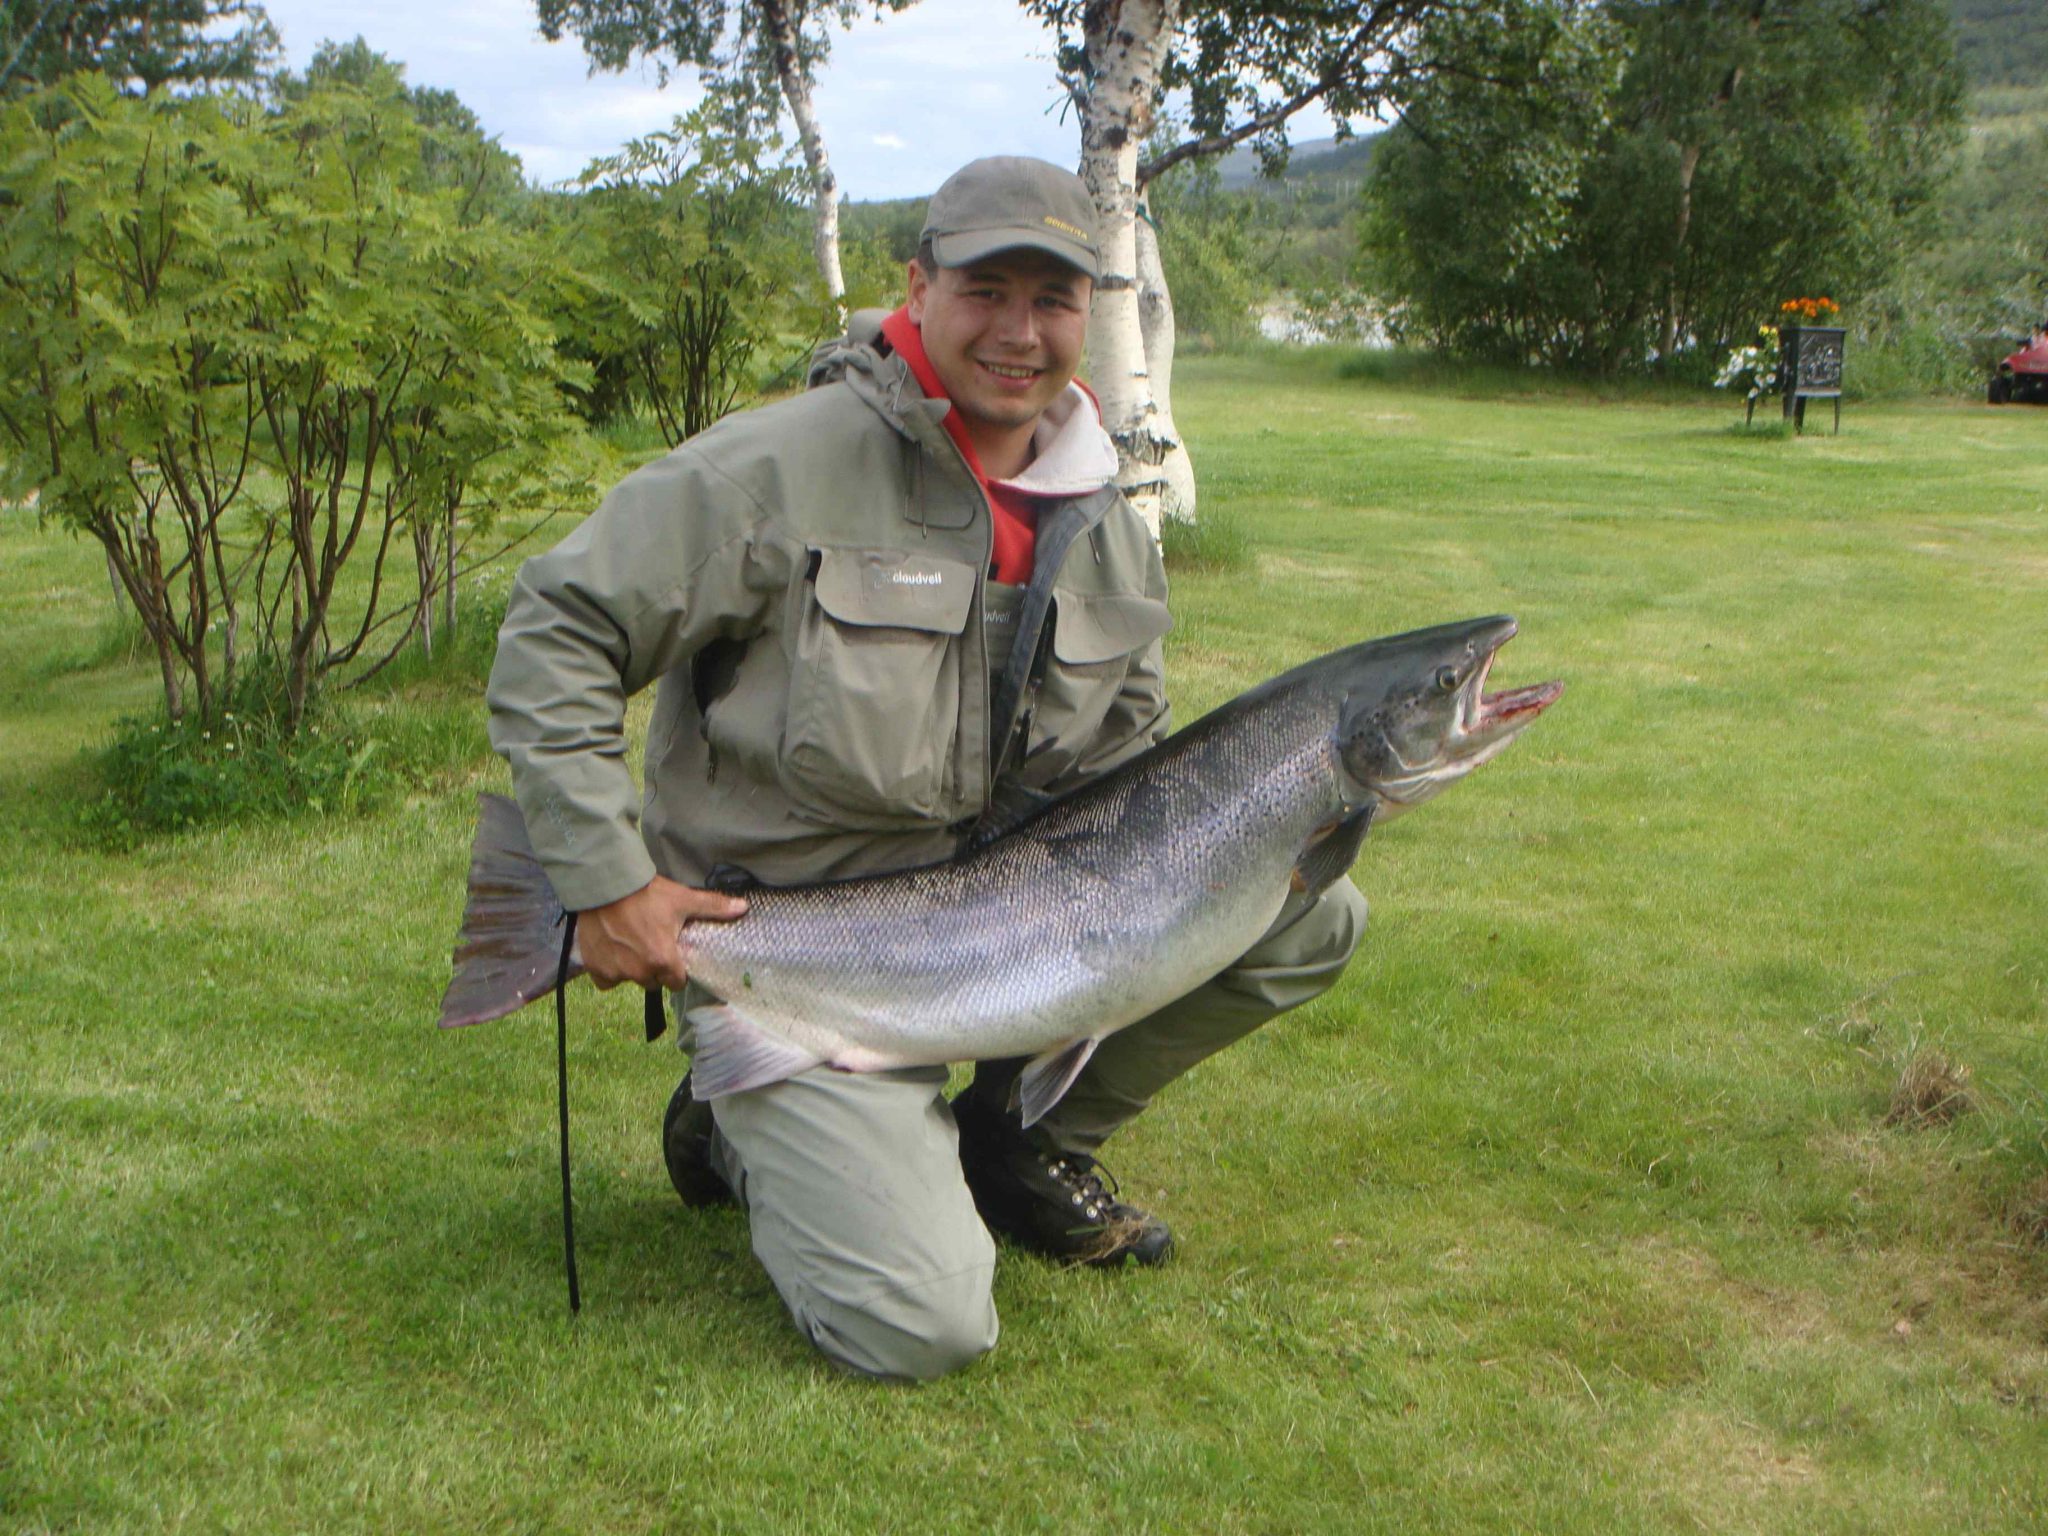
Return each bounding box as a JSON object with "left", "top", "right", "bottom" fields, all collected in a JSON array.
[{"left": 1989, "top": 332, "right": 2048, "bottom": 404}]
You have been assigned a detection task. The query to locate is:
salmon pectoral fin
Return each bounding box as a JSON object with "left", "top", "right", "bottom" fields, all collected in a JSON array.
[
  {"left": 685, "top": 1004, "right": 825, "bottom": 1100},
  {"left": 1296, "top": 802, "right": 1375, "bottom": 897},
  {"left": 1271, "top": 802, "right": 1379, "bottom": 934},
  {"left": 1013, "top": 1037, "right": 1102, "bottom": 1129}
]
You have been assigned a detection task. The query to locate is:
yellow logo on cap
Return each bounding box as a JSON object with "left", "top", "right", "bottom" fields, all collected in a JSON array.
[{"left": 1042, "top": 216, "right": 1089, "bottom": 240}]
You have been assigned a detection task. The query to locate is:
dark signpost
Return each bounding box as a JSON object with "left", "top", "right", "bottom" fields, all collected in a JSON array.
[{"left": 1779, "top": 325, "right": 1845, "bottom": 434}]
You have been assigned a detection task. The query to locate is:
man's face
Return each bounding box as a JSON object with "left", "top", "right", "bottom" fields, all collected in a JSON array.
[{"left": 906, "top": 249, "right": 1091, "bottom": 442}]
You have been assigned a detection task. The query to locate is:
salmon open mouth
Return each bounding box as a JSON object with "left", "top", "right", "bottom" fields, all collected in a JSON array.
[
  {"left": 1466, "top": 624, "right": 1564, "bottom": 741},
  {"left": 1481, "top": 677, "right": 1564, "bottom": 726}
]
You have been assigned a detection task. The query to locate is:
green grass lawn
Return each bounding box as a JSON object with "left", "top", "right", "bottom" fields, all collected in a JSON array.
[{"left": 5, "top": 355, "right": 2046, "bottom": 1533}]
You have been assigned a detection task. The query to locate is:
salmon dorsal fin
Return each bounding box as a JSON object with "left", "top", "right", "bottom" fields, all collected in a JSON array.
[
  {"left": 685, "top": 1004, "right": 825, "bottom": 1099},
  {"left": 1014, "top": 1036, "right": 1101, "bottom": 1128}
]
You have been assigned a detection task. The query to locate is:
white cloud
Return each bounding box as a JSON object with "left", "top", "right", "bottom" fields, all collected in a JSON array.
[{"left": 872, "top": 133, "right": 907, "bottom": 151}]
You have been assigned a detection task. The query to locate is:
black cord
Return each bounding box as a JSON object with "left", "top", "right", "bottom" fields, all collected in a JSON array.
[{"left": 556, "top": 912, "right": 581, "bottom": 1316}]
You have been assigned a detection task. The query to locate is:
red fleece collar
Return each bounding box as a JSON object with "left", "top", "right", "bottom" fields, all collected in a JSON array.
[
  {"left": 879, "top": 305, "right": 989, "bottom": 481},
  {"left": 877, "top": 305, "right": 1040, "bottom": 583}
]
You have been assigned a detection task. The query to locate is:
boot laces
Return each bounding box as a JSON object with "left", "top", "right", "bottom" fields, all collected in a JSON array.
[{"left": 1041, "top": 1151, "right": 1120, "bottom": 1224}]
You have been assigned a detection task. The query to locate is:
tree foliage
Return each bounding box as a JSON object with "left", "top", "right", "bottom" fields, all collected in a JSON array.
[
  {"left": 0, "top": 0, "right": 279, "bottom": 97},
  {"left": 567, "top": 94, "right": 827, "bottom": 443},
  {"left": 1363, "top": 0, "right": 1967, "bottom": 372},
  {"left": 1029, "top": 0, "right": 1444, "bottom": 189},
  {"left": 535, "top": 0, "right": 908, "bottom": 100},
  {"left": 1024, "top": 0, "right": 1476, "bottom": 526},
  {"left": 535, "top": 0, "right": 917, "bottom": 301},
  {"left": 1144, "top": 153, "right": 1269, "bottom": 350},
  {"left": 272, "top": 37, "right": 529, "bottom": 217},
  {"left": 0, "top": 75, "right": 588, "bottom": 733}
]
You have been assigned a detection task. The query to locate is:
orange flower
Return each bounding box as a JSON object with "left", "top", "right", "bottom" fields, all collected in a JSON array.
[{"left": 1777, "top": 295, "right": 1840, "bottom": 324}]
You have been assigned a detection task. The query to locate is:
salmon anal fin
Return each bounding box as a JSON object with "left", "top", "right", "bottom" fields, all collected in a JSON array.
[
  {"left": 685, "top": 1004, "right": 825, "bottom": 1100},
  {"left": 1014, "top": 1036, "right": 1101, "bottom": 1128}
]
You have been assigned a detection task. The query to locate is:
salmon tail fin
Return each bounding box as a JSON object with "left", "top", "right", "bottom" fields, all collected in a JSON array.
[{"left": 437, "top": 793, "right": 583, "bottom": 1028}]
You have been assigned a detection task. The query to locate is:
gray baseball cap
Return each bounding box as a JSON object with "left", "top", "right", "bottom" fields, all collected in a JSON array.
[{"left": 920, "top": 157, "right": 1101, "bottom": 281}]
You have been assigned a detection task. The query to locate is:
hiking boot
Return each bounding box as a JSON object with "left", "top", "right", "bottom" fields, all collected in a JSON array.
[
  {"left": 662, "top": 1073, "right": 736, "bottom": 1209},
  {"left": 954, "top": 1099, "right": 1172, "bottom": 1268}
]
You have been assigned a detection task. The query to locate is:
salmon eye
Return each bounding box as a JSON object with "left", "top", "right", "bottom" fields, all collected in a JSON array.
[{"left": 1435, "top": 666, "right": 1460, "bottom": 693}]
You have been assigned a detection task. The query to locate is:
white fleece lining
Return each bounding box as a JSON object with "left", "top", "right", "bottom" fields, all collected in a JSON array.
[{"left": 992, "top": 384, "right": 1119, "bottom": 498}]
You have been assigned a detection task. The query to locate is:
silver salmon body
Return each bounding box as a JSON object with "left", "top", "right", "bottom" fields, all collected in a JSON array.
[{"left": 440, "top": 615, "right": 1561, "bottom": 1125}]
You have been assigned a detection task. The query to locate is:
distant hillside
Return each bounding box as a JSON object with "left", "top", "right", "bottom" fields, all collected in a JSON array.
[
  {"left": 1950, "top": 0, "right": 2048, "bottom": 88},
  {"left": 1215, "top": 133, "right": 1381, "bottom": 191},
  {"left": 842, "top": 129, "right": 1383, "bottom": 271}
]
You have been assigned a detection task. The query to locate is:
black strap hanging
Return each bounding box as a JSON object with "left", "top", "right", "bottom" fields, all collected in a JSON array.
[
  {"left": 555, "top": 913, "right": 581, "bottom": 1317},
  {"left": 552, "top": 943, "right": 664, "bottom": 1317}
]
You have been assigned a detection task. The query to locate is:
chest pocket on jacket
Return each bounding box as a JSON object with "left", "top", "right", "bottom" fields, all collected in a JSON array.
[
  {"left": 780, "top": 547, "right": 979, "bottom": 826},
  {"left": 1035, "top": 588, "right": 1174, "bottom": 752}
]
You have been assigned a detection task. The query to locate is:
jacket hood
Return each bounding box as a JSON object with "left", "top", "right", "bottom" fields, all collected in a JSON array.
[{"left": 808, "top": 308, "right": 1119, "bottom": 496}]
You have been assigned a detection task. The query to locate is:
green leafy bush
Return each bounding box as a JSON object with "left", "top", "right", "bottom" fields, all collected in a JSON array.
[
  {"left": 0, "top": 74, "right": 588, "bottom": 737},
  {"left": 85, "top": 570, "right": 514, "bottom": 838},
  {"left": 567, "top": 94, "right": 829, "bottom": 446},
  {"left": 87, "top": 699, "right": 395, "bottom": 838}
]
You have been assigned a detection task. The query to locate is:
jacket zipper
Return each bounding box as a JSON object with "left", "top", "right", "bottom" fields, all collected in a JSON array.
[{"left": 908, "top": 420, "right": 998, "bottom": 814}]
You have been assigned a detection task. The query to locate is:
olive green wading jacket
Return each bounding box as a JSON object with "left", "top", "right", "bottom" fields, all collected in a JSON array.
[{"left": 487, "top": 311, "right": 1174, "bottom": 911}]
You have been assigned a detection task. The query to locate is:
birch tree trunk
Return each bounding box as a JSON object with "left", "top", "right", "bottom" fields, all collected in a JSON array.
[
  {"left": 1133, "top": 188, "right": 1196, "bottom": 523},
  {"left": 756, "top": 0, "right": 845, "bottom": 308},
  {"left": 1078, "top": 0, "right": 1179, "bottom": 538}
]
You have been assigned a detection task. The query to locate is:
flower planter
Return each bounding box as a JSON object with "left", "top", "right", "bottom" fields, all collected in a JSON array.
[{"left": 1779, "top": 325, "right": 1844, "bottom": 434}]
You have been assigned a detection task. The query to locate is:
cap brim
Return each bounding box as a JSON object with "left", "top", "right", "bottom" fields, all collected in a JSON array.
[{"left": 930, "top": 227, "right": 1100, "bottom": 282}]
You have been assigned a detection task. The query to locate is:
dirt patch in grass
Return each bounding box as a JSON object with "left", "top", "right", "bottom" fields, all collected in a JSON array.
[
  {"left": 1812, "top": 1126, "right": 2048, "bottom": 1340},
  {"left": 1652, "top": 1404, "right": 1818, "bottom": 1505},
  {"left": 1255, "top": 553, "right": 1368, "bottom": 585},
  {"left": 1630, "top": 1236, "right": 1833, "bottom": 1347}
]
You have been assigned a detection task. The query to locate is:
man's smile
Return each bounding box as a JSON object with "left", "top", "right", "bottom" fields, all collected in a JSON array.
[{"left": 978, "top": 360, "right": 1043, "bottom": 380}]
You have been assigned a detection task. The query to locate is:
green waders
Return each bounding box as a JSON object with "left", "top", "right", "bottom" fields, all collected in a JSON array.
[{"left": 695, "top": 876, "right": 1368, "bottom": 1381}]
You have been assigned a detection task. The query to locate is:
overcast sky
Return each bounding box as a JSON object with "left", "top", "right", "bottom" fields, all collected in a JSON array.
[{"left": 261, "top": 0, "right": 1091, "bottom": 199}]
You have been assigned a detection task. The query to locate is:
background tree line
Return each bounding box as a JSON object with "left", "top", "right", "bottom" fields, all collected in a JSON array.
[
  {"left": 1, "top": 0, "right": 2034, "bottom": 764},
  {"left": 1359, "top": 0, "right": 1970, "bottom": 376}
]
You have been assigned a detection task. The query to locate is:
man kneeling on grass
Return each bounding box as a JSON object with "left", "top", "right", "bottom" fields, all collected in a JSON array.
[{"left": 486, "top": 156, "right": 1366, "bottom": 1379}]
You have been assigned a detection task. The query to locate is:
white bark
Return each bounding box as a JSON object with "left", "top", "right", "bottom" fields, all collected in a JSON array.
[
  {"left": 757, "top": 0, "right": 845, "bottom": 308},
  {"left": 1133, "top": 189, "right": 1196, "bottom": 523},
  {"left": 1077, "top": 0, "right": 1179, "bottom": 538}
]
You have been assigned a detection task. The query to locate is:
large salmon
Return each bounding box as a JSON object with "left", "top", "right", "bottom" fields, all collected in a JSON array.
[{"left": 439, "top": 615, "right": 1561, "bottom": 1125}]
